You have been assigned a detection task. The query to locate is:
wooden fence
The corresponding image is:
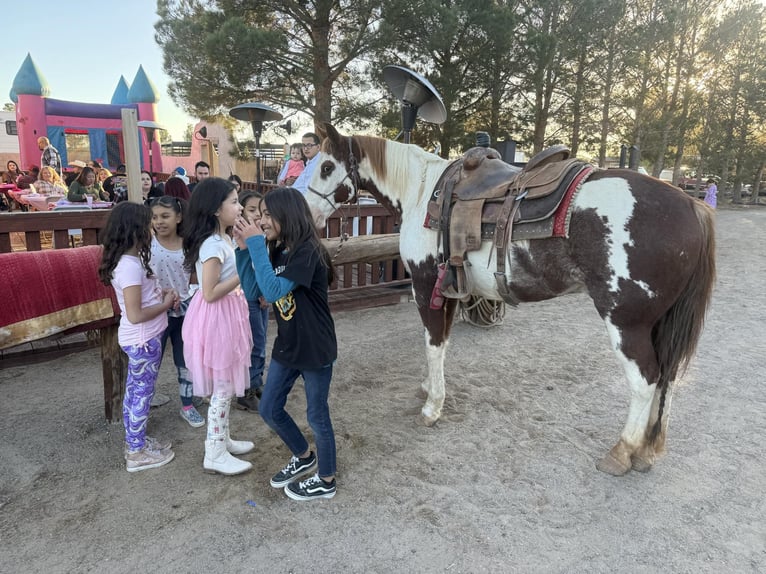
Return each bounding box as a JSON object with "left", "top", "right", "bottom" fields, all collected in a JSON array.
[{"left": 0, "top": 204, "right": 409, "bottom": 301}]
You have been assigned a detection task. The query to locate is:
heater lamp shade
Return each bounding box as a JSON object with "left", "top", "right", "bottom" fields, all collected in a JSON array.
[
  {"left": 229, "top": 103, "right": 283, "bottom": 123},
  {"left": 382, "top": 66, "right": 446, "bottom": 125}
]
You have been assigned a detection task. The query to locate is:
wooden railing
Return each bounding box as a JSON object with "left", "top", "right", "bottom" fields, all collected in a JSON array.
[{"left": 0, "top": 204, "right": 409, "bottom": 294}]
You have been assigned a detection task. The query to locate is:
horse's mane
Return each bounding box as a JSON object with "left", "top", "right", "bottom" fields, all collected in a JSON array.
[{"left": 355, "top": 135, "right": 446, "bottom": 203}]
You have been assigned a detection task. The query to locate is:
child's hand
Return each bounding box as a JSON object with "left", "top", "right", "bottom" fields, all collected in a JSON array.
[
  {"left": 232, "top": 227, "right": 247, "bottom": 250},
  {"left": 234, "top": 216, "right": 263, "bottom": 240},
  {"left": 258, "top": 296, "right": 270, "bottom": 309},
  {"left": 162, "top": 289, "right": 179, "bottom": 310}
]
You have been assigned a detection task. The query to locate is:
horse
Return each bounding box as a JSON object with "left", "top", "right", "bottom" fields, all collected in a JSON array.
[{"left": 306, "top": 123, "right": 716, "bottom": 476}]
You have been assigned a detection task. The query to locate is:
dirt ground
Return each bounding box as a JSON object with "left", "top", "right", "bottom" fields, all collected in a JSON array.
[{"left": 1, "top": 206, "right": 764, "bottom": 574}]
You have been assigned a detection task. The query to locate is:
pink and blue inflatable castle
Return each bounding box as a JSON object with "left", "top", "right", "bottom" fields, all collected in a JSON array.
[{"left": 10, "top": 53, "right": 164, "bottom": 173}]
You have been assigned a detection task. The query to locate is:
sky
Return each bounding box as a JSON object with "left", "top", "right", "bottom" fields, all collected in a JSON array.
[{"left": 1, "top": 0, "right": 197, "bottom": 140}]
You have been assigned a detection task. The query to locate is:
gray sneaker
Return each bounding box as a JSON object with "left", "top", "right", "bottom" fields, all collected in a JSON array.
[
  {"left": 150, "top": 393, "right": 171, "bottom": 408},
  {"left": 180, "top": 406, "right": 205, "bottom": 428},
  {"left": 126, "top": 447, "right": 175, "bottom": 473},
  {"left": 123, "top": 436, "right": 172, "bottom": 459}
]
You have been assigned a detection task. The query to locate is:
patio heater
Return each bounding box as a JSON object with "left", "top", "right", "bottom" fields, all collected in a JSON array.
[
  {"left": 382, "top": 65, "right": 447, "bottom": 144},
  {"left": 136, "top": 120, "right": 166, "bottom": 175},
  {"left": 229, "top": 103, "right": 283, "bottom": 192}
]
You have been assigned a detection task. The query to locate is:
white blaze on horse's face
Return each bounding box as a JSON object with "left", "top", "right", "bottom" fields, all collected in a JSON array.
[
  {"left": 574, "top": 178, "right": 655, "bottom": 299},
  {"left": 307, "top": 152, "right": 348, "bottom": 228}
]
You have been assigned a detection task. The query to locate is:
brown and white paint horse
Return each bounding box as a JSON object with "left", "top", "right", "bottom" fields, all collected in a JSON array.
[{"left": 307, "top": 123, "right": 716, "bottom": 475}]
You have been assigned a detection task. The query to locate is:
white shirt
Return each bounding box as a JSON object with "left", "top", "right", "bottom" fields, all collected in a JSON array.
[
  {"left": 150, "top": 237, "right": 191, "bottom": 317},
  {"left": 196, "top": 234, "right": 238, "bottom": 285},
  {"left": 292, "top": 154, "right": 320, "bottom": 195}
]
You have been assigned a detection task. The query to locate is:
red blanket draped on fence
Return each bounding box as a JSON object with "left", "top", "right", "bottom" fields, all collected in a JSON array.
[{"left": 0, "top": 245, "right": 119, "bottom": 350}]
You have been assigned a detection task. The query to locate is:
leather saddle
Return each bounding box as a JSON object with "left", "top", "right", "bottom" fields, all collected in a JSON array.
[{"left": 425, "top": 145, "right": 592, "bottom": 305}]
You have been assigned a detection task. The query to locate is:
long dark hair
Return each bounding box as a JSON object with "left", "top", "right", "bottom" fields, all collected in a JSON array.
[
  {"left": 262, "top": 187, "right": 334, "bottom": 284},
  {"left": 183, "top": 177, "right": 236, "bottom": 272},
  {"left": 150, "top": 195, "right": 188, "bottom": 238},
  {"left": 98, "top": 202, "right": 153, "bottom": 285},
  {"left": 76, "top": 166, "right": 96, "bottom": 186}
]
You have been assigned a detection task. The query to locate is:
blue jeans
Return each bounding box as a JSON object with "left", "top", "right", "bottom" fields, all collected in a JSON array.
[
  {"left": 259, "top": 359, "right": 336, "bottom": 478},
  {"left": 248, "top": 300, "right": 269, "bottom": 391},
  {"left": 160, "top": 315, "right": 193, "bottom": 407}
]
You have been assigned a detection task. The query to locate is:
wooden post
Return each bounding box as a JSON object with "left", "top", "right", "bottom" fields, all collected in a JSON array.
[
  {"left": 121, "top": 108, "right": 143, "bottom": 204},
  {"left": 100, "top": 323, "right": 126, "bottom": 423}
]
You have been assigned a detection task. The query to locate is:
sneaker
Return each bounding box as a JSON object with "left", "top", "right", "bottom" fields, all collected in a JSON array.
[
  {"left": 235, "top": 388, "right": 260, "bottom": 412},
  {"left": 180, "top": 406, "right": 205, "bottom": 428},
  {"left": 284, "top": 474, "right": 336, "bottom": 501},
  {"left": 126, "top": 447, "right": 175, "bottom": 473},
  {"left": 269, "top": 452, "right": 317, "bottom": 488},
  {"left": 150, "top": 393, "right": 171, "bottom": 408},
  {"left": 123, "top": 436, "right": 172, "bottom": 459}
]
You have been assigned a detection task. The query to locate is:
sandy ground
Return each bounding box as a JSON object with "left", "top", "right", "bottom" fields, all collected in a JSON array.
[{"left": 1, "top": 207, "right": 764, "bottom": 574}]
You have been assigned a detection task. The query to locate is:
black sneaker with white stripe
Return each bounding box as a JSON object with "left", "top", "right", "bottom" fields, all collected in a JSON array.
[
  {"left": 269, "top": 452, "right": 317, "bottom": 488},
  {"left": 284, "top": 473, "right": 336, "bottom": 501}
]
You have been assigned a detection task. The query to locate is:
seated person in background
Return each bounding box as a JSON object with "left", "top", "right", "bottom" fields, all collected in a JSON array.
[
  {"left": 16, "top": 165, "right": 39, "bottom": 189},
  {"left": 65, "top": 160, "right": 87, "bottom": 186},
  {"left": 277, "top": 143, "right": 306, "bottom": 186},
  {"left": 291, "top": 132, "right": 321, "bottom": 195},
  {"left": 163, "top": 175, "right": 191, "bottom": 201},
  {"left": 67, "top": 167, "right": 109, "bottom": 202},
  {"left": 103, "top": 164, "right": 128, "bottom": 202},
  {"left": 3, "top": 160, "right": 23, "bottom": 184},
  {"left": 98, "top": 168, "right": 113, "bottom": 189},
  {"left": 142, "top": 170, "right": 163, "bottom": 204},
  {"left": 34, "top": 166, "right": 68, "bottom": 196}
]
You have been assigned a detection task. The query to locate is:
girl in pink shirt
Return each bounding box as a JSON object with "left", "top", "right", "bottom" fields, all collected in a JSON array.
[
  {"left": 278, "top": 143, "right": 306, "bottom": 186},
  {"left": 99, "top": 202, "right": 180, "bottom": 473}
]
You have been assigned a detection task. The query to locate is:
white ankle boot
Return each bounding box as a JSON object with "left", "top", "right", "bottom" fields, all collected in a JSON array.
[
  {"left": 203, "top": 395, "right": 252, "bottom": 475},
  {"left": 203, "top": 438, "right": 252, "bottom": 475},
  {"left": 222, "top": 398, "right": 255, "bottom": 455}
]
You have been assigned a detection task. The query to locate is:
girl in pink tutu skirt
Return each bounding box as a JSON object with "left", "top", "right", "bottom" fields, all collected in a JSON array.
[{"left": 182, "top": 178, "right": 254, "bottom": 475}]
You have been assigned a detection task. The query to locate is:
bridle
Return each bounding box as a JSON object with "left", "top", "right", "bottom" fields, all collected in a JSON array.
[{"left": 307, "top": 136, "right": 362, "bottom": 215}]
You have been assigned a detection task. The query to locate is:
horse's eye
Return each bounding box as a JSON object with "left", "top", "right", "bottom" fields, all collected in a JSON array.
[{"left": 321, "top": 162, "right": 334, "bottom": 176}]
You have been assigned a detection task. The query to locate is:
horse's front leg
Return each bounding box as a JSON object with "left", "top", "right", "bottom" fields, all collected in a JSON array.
[{"left": 416, "top": 298, "right": 459, "bottom": 426}]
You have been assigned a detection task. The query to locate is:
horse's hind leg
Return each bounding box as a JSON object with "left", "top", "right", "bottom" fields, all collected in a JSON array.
[
  {"left": 631, "top": 384, "right": 674, "bottom": 472},
  {"left": 597, "top": 321, "right": 659, "bottom": 476}
]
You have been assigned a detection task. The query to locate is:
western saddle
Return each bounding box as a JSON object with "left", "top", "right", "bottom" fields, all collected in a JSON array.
[{"left": 425, "top": 145, "right": 593, "bottom": 305}]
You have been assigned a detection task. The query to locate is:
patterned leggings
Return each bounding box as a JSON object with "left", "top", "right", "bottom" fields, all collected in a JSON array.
[{"left": 121, "top": 336, "right": 163, "bottom": 452}]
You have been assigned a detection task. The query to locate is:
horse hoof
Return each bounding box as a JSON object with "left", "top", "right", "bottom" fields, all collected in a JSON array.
[
  {"left": 421, "top": 406, "right": 440, "bottom": 427},
  {"left": 631, "top": 454, "right": 654, "bottom": 473},
  {"left": 596, "top": 452, "right": 631, "bottom": 476}
]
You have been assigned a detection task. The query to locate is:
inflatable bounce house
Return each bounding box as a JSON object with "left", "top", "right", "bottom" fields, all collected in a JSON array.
[{"left": 10, "top": 53, "right": 163, "bottom": 173}]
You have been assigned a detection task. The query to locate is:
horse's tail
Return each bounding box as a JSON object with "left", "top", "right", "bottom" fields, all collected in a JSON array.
[{"left": 648, "top": 201, "right": 716, "bottom": 446}]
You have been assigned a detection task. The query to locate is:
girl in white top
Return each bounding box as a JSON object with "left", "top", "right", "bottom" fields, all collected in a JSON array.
[
  {"left": 182, "top": 178, "right": 254, "bottom": 476},
  {"left": 98, "top": 202, "right": 179, "bottom": 473},
  {"left": 150, "top": 195, "right": 204, "bottom": 428}
]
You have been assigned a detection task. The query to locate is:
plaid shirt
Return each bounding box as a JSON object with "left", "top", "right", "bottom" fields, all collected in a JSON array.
[{"left": 40, "top": 145, "right": 63, "bottom": 177}]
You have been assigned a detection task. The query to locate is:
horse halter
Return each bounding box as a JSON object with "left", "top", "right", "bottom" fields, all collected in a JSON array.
[{"left": 307, "top": 136, "right": 362, "bottom": 214}]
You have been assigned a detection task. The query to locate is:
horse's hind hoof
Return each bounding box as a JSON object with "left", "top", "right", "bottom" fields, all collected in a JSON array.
[
  {"left": 631, "top": 453, "right": 654, "bottom": 473},
  {"left": 631, "top": 457, "right": 653, "bottom": 473},
  {"left": 596, "top": 452, "right": 631, "bottom": 476}
]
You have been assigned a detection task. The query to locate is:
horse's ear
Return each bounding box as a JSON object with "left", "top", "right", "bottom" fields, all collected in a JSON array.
[
  {"left": 317, "top": 123, "right": 329, "bottom": 140},
  {"left": 323, "top": 123, "right": 342, "bottom": 144}
]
